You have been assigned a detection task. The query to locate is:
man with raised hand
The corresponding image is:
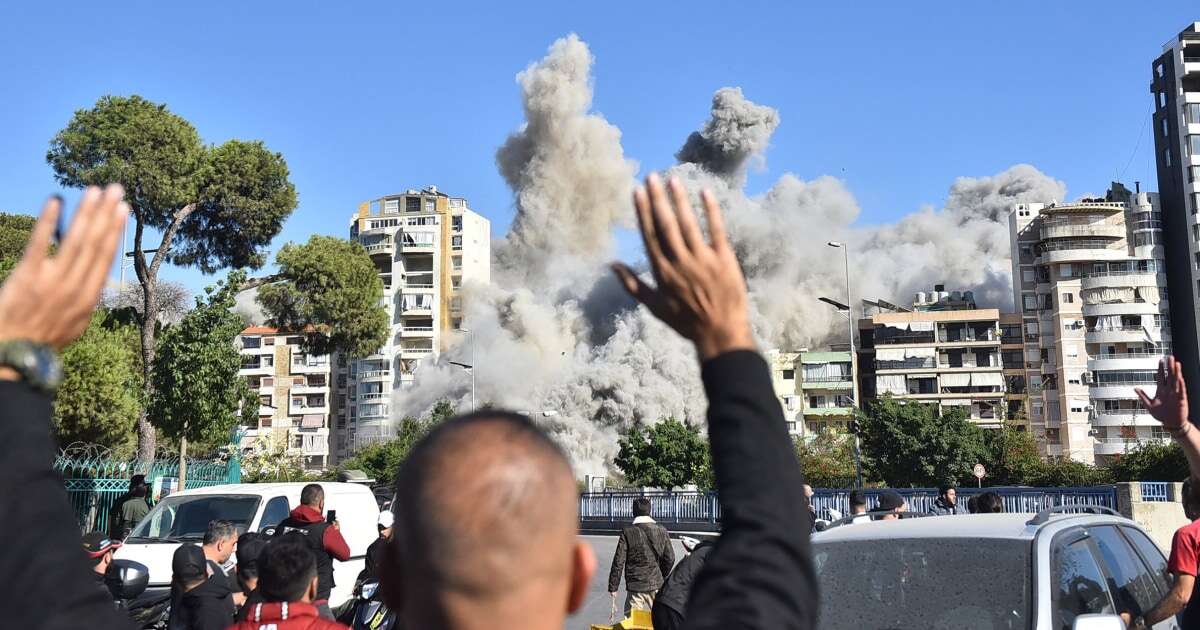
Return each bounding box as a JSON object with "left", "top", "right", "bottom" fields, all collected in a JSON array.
[
  {"left": 0, "top": 186, "right": 134, "bottom": 630},
  {"left": 381, "top": 173, "right": 816, "bottom": 630}
]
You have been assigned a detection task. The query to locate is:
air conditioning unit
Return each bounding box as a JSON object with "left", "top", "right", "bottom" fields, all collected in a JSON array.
[{"left": 1080, "top": 372, "right": 1093, "bottom": 384}]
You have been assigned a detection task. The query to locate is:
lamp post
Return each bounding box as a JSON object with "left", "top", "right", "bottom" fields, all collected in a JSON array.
[
  {"left": 825, "top": 241, "right": 862, "bottom": 488},
  {"left": 450, "top": 328, "right": 475, "bottom": 412}
]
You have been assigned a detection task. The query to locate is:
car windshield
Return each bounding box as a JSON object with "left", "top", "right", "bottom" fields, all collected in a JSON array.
[
  {"left": 126, "top": 494, "right": 260, "bottom": 542},
  {"left": 813, "top": 537, "right": 1031, "bottom": 630}
]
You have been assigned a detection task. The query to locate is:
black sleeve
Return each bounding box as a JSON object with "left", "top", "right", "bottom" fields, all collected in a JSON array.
[
  {"left": 681, "top": 351, "right": 817, "bottom": 630},
  {"left": 658, "top": 528, "right": 675, "bottom": 579},
  {"left": 607, "top": 529, "right": 628, "bottom": 593},
  {"left": 0, "top": 381, "right": 136, "bottom": 630}
]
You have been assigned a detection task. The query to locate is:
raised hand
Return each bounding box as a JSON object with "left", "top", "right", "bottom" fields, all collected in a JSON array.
[
  {"left": 1136, "top": 356, "right": 1190, "bottom": 432},
  {"left": 0, "top": 185, "right": 128, "bottom": 350},
  {"left": 611, "top": 173, "right": 754, "bottom": 361}
]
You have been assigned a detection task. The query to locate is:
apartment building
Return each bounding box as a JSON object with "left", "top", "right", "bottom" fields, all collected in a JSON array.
[
  {"left": 1009, "top": 184, "right": 1170, "bottom": 464},
  {"left": 768, "top": 348, "right": 854, "bottom": 437},
  {"left": 236, "top": 327, "right": 334, "bottom": 471},
  {"left": 1151, "top": 22, "right": 1200, "bottom": 407},
  {"left": 334, "top": 186, "right": 490, "bottom": 461},
  {"left": 857, "top": 289, "right": 1023, "bottom": 427}
]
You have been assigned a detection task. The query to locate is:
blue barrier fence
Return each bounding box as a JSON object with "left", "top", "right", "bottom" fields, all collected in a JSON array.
[
  {"left": 581, "top": 485, "right": 1120, "bottom": 527},
  {"left": 1139, "top": 481, "right": 1170, "bottom": 502}
]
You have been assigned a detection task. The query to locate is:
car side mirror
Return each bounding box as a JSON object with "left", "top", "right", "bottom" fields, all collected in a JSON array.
[
  {"left": 105, "top": 558, "right": 149, "bottom": 600},
  {"left": 1072, "top": 614, "right": 1127, "bottom": 630}
]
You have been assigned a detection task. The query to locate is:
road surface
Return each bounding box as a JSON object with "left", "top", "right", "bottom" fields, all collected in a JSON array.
[{"left": 569, "top": 534, "right": 687, "bottom": 629}]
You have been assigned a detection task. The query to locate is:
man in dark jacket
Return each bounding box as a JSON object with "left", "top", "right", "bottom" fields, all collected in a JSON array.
[
  {"left": 382, "top": 173, "right": 817, "bottom": 630},
  {"left": 83, "top": 531, "right": 121, "bottom": 599},
  {"left": 608, "top": 497, "right": 675, "bottom": 616},
  {"left": 109, "top": 474, "right": 150, "bottom": 539},
  {"left": 930, "top": 484, "right": 965, "bottom": 515},
  {"left": 651, "top": 541, "right": 713, "bottom": 630},
  {"left": 169, "top": 543, "right": 235, "bottom": 630},
  {"left": 273, "top": 484, "right": 351, "bottom": 618}
]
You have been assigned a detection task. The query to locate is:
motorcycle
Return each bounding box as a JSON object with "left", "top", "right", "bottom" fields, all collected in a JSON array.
[
  {"left": 349, "top": 580, "right": 398, "bottom": 630},
  {"left": 106, "top": 559, "right": 170, "bottom": 629}
]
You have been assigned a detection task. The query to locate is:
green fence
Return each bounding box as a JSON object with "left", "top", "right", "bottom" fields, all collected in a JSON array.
[{"left": 55, "top": 452, "right": 240, "bottom": 533}]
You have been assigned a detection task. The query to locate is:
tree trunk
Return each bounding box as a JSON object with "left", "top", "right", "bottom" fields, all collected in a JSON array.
[
  {"left": 137, "top": 276, "right": 158, "bottom": 461},
  {"left": 179, "top": 432, "right": 188, "bottom": 490}
]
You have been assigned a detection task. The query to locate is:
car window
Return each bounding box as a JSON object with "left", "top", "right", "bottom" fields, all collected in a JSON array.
[
  {"left": 1053, "top": 536, "right": 1115, "bottom": 630},
  {"left": 1090, "top": 526, "right": 1161, "bottom": 617},
  {"left": 259, "top": 496, "right": 290, "bottom": 531},
  {"left": 1119, "top": 526, "right": 1171, "bottom": 596}
]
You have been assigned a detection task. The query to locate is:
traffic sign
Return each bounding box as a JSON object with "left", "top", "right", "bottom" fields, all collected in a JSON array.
[{"left": 973, "top": 464, "right": 986, "bottom": 479}]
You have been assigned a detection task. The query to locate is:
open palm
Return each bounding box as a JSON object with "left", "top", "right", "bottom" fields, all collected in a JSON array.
[{"left": 1135, "top": 356, "right": 1189, "bottom": 431}]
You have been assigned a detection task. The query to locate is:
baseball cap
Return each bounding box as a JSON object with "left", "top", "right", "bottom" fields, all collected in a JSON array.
[
  {"left": 377, "top": 511, "right": 394, "bottom": 529},
  {"left": 172, "top": 543, "right": 207, "bottom": 583},
  {"left": 874, "top": 490, "right": 906, "bottom": 512},
  {"left": 82, "top": 532, "right": 121, "bottom": 557},
  {"left": 236, "top": 532, "right": 269, "bottom": 572}
]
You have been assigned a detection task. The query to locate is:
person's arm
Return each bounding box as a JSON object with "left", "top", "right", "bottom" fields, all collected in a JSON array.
[
  {"left": 658, "top": 530, "right": 675, "bottom": 580},
  {"left": 1137, "top": 357, "right": 1200, "bottom": 481},
  {"left": 613, "top": 174, "right": 816, "bottom": 629},
  {"left": 0, "top": 187, "right": 133, "bottom": 630},
  {"left": 607, "top": 530, "right": 627, "bottom": 594},
  {"left": 322, "top": 524, "right": 351, "bottom": 561},
  {"left": 1141, "top": 573, "right": 1194, "bottom": 627}
]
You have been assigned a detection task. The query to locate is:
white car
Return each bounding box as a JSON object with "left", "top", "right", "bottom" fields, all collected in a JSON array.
[
  {"left": 115, "top": 482, "right": 380, "bottom": 609},
  {"left": 811, "top": 507, "right": 1180, "bottom": 630}
]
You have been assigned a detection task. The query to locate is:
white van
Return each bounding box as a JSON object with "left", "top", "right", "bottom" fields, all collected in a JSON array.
[{"left": 114, "top": 482, "right": 380, "bottom": 608}]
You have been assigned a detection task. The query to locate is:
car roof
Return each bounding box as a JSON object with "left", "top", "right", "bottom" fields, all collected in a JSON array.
[
  {"left": 170, "top": 482, "right": 374, "bottom": 497},
  {"left": 811, "top": 512, "right": 1135, "bottom": 543}
]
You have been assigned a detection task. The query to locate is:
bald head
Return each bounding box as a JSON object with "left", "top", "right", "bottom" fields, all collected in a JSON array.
[{"left": 385, "top": 411, "right": 589, "bottom": 626}]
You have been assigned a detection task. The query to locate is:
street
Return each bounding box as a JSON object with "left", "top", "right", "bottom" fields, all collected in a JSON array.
[{"left": 569, "top": 535, "right": 688, "bottom": 630}]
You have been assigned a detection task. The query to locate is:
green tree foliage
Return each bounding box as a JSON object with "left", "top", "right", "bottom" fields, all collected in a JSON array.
[
  {"left": 53, "top": 313, "right": 143, "bottom": 450},
  {"left": 337, "top": 401, "right": 455, "bottom": 482},
  {"left": 982, "top": 426, "right": 1045, "bottom": 486},
  {"left": 149, "top": 271, "right": 258, "bottom": 484},
  {"left": 860, "top": 398, "right": 989, "bottom": 487},
  {"left": 47, "top": 95, "right": 297, "bottom": 459},
  {"left": 794, "top": 432, "right": 859, "bottom": 487},
  {"left": 256, "top": 236, "right": 388, "bottom": 358},
  {"left": 0, "top": 212, "right": 36, "bottom": 281},
  {"left": 614, "top": 418, "right": 712, "bottom": 490},
  {"left": 1027, "top": 457, "right": 1113, "bottom": 487},
  {"left": 1107, "top": 440, "right": 1189, "bottom": 482}
]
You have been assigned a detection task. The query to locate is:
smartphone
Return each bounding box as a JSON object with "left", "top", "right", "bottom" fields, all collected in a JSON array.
[{"left": 326, "top": 509, "right": 337, "bottom": 524}]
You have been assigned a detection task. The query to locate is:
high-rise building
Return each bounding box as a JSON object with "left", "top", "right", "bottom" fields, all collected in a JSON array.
[
  {"left": 768, "top": 348, "right": 854, "bottom": 436},
  {"left": 1151, "top": 22, "right": 1200, "bottom": 407},
  {"left": 856, "top": 290, "right": 1023, "bottom": 427},
  {"left": 333, "top": 186, "right": 490, "bottom": 462},
  {"left": 1009, "top": 184, "right": 1170, "bottom": 464},
  {"left": 236, "top": 327, "right": 334, "bottom": 471}
]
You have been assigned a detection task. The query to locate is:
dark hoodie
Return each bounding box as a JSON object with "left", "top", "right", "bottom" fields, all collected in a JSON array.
[
  {"left": 272, "top": 505, "right": 351, "bottom": 601},
  {"left": 170, "top": 575, "right": 235, "bottom": 630}
]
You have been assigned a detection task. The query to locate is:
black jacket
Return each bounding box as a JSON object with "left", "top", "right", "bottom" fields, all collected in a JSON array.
[
  {"left": 654, "top": 543, "right": 713, "bottom": 615},
  {"left": 607, "top": 520, "right": 674, "bottom": 593},
  {"left": 681, "top": 351, "right": 818, "bottom": 630},
  {"left": 0, "top": 382, "right": 135, "bottom": 630},
  {"left": 170, "top": 576, "right": 236, "bottom": 630}
]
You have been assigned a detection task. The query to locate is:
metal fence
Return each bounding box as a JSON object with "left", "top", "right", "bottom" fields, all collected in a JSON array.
[
  {"left": 581, "top": 485, "right": 1119, "bottom": 528},
  {"left": 1139, "top": 481, "right": 1170, "bottom": 502},
  {"left": 55, "top": 453, "right": 240, "bottom": 533}
]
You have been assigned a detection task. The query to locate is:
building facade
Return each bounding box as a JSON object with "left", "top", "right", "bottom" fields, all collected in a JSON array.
[
  {"left": 768, "top": 348, "right": 854, "bottom": 437},
  {"left": 334, "top": 186, "right": 490, "bottom": 462},
  {"left": 857, "top": 290, "right": 1024, "bottom": 428},
  {"left": 1151, "top": 22, "right": 1200, "bottom": 408},
  {"left": 1009, "top": 185, "right": 1170, "bottom": 464},
  {"left": 236, "top": 327, "right": 334, "bottom": 471}
]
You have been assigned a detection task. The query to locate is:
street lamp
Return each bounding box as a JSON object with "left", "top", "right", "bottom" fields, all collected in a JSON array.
[
  {"left": 450, "top": 327, "right": 476, "bottom": 412},
  {"left": 824, "top": 241, "right": 862, "bottom": 488}
]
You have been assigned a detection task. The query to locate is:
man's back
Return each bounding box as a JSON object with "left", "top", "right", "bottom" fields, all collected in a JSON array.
[{"left": 609, "top": 520, "right": 673, "bottom": 594}]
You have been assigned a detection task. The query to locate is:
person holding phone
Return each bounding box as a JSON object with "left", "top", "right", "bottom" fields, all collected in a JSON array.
[{"left": 272, "top": 484, "right": 351, "bottom": 619}]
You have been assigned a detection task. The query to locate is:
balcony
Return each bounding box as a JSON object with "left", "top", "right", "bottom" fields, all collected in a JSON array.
[
  {"left": 358, "top": 392, "right": 389, "bottom": 402},
  {"left": 1090, "top": 382, "right": 1156, "bottom": 400},
  {"left": 1039, "top": 223, "right": 1125, "bottom": 240},
  {"left": 1082, "top": 301, "right": 1165, "bottom": 318},
  {"left": 399, "top": 299, "right": 434, "bottom": 315},
  {"left": 1080, "top": 271, "right": 1164, "bottom": 291},
  {"left": 1092, "top": 409, "right": 1164, "bottom": 426},
  {"left": 1087, "top": 351, "right": 1169, "bottom": 372},
  {"left": 239, "top": 361, "right": 274, "bottom": 377},
  {"left": 803, "top": 406, "right": 854, "bottom": 416},
  {"left": 1036, "top": 239, "right": 1126, "bottom": 264},
  {"left": 402, "top": 273, "right": 436, "bottom": 291},
  {"left": 291, "top": 359, "right": 331, "bottom": 374},
  {"left": 287, "top": 428, "right": 330, "bottom": 457},
  {"left": 398, "top": 343, "right": 434, "bottom": 359},
  {"left": 397, "top": 325, "right": 435, "bottom": 338},
  {"left": 1093, "top": 436, "right": 1171, "bottom": 456},
  {"left": 364, "top": 242, "right": 394, "bottom": 257},
  {"left": 1085, "top": 326, "right": 1167, "bottom": 345},
  {"left": 359, "top": 369, "right": 391, "bottom": 382},
  {"left": 399, "top": 237, "right": 436, "bottom": 253}
]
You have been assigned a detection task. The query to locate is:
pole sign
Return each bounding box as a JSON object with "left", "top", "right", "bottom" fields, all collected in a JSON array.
[{"left": 973, "top": 463, "right": 986, "bottom": 488}]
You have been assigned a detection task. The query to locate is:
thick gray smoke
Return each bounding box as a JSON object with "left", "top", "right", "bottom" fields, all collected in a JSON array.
[{"left": 399, "top": 34, "right": 1067, "bottom": 477}]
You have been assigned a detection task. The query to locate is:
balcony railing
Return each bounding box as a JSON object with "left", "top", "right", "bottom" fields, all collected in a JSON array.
[{"left": 1038, "top": 239, "right": 1118, "bottom": 252}]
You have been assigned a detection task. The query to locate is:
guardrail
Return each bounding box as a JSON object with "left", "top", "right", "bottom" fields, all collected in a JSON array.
[{"left": 1140, "top": 482, "right": 1170, "bottom": 502}]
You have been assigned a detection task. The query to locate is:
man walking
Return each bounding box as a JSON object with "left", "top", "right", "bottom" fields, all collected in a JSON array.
[
  {"left": 608, "top": 497, "right": 675, "bottom": 618},
  {"left": 109, "top": 474, "right": 150, "bottom": 539},
  {"left": 273, "top": 484, "right": 350, "bottom": 619},
  {"left": 930, "top": 484, "right": 965, "bottom": 516}
]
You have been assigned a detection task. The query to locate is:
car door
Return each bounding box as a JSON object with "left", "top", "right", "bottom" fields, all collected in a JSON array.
[
  {"left": 257, "top": 495, "right": 291, "bottom": 533},
  {"left": 1089, "top": 525, "right": 1173, "bottom": 628},
  {"left": 1118, "top": 526, "right": 1180, "bottom": 630},
  {"left": 1051, "top": 529, "right": 1118, "bottom": 630}
]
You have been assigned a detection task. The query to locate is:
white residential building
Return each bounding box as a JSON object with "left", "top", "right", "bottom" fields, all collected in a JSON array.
[
  {"left": 768, "top": 348, "right": 855, "bottom": 437},
  {"left": 236, "top": 327, "right": 334, "bottom": 470},
  {"left": 1009, "top": 183, "right": 1170, "bottom": 464},
  {"left": 334, "top": 186, "right": 490, "bottom": 462}
]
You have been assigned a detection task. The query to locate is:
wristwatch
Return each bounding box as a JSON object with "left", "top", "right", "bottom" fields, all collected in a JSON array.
[{"left": 0, "top": 341, "right": 62, "bottom": 392}]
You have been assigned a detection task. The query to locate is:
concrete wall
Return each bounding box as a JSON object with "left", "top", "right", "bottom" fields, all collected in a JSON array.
[{"left": 1116, "top": 482, "right": 1189, "bottom": 552}]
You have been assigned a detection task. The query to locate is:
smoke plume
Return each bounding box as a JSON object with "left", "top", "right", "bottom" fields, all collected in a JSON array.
[{"left": 398, "top": 34, "right": 1067, "bottom": 477}]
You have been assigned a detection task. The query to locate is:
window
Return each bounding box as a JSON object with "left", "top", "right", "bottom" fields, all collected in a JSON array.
[
  {"left": 259, "top": 395, "right": 272, "bottom": 406},
  {"left": 452, "top": 215, "right": 463, "bottom": 231},
  {"left": 1060, "top": 263, "right": 1074, "bottom": 278},
  {"left": 1021, "top": 269, "right": 1035, "bottom": 283},
  {"left": 1052, "top": 537, "right": 1114, "bottom": 629},
  {"left": 1191, "top": 166, "right": 1200, "bottom": 183},
  {"left": 1190, "top": 135, "right": 1200, "bottom": 157},
  {"left": 1156, "top": 64, "right": 1164, "bottom": 79},
  {"left": 452, "top": 256, "right": 463, "bottom": 270},
  {"left": 1193, "top": 192, "right": 1200, "bottom": 215},
  {"left": 1188, "top": 103, "right": 1200, "bottom": 125},
  {"left": 1119, "top": 526, "right": 1171, "bottom": 595},
  {"left": 1159, "top": 92, "right": 1167, "bottom": 109},
  {"left": 1089, "top": 526, "right": 1161, "bottom": 618},
  {"left": 260, "top": 496, "right": 291, "bottom": 532},
  {"left": 1062, "top": 292, "right": 1074, "bottom": 304},
  {"left": 1023, "top": 295, "right": 1038, "bottom": 312},
  {"left": 405, "top": 197, "right": 421, "bottom": 212},
  {"left": 451, "top": 235, "right": 462, "bottom": 250},
  {"left": 384, "top": 199, "right": 400, "bottom": 213},
  {"left": 286, "top": 336, "right": 302, "bottom": 346},
  {"left": 1162, "top": 118, "right": 1169, "bottom": 137},
  {"left": 262, "top": 355, "right": 273, "bottom": 367},
  {"left": 1165, "top": 148, "right": 1172, "bottom": 167},
  {"left": 424, "top": 198, "right": 435, "bottom": 212},
  {"left": 260, "top": 416, "right": 272, "bottom": 428},
  {"left": 263, "top": 337, "right": 275, "bottom": 346},
  {"left": 782, "top": 369, "right": 795, "bottom": 380}
]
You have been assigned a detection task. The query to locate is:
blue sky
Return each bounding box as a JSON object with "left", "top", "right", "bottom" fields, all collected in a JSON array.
[{"left": 0, "top": 2, "right": 1195, "bottom": 293}]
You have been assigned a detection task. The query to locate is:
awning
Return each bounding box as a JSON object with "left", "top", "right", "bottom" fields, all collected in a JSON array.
[
  {"left": 876, "top": 374, "right": 907, "bottom": 395},
  {"left": 906, "top": 374, "right": 938, "bottom": 380},
  {"left": 300, "top": 414, "right": 324, "bottom": 429},
  {"left": 971, "top": 372, "right": 1005, "bottom": 387},
  {"left": 907, "top": 321, "right": 935, "bottom": 332},
  {"left": 941, "top": 373, "right": 972, "bottom": 387},
  {"left": 904, "top": 347, "right": 936, "bottom": 359},
  {"left": 876, "top": 348, "right": 908, "bottom": 361}
]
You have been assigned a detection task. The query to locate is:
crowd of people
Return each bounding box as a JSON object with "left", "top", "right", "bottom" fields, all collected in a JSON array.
[{"left": 2, "top": 176, "right": 1200, "bottom": 630}]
